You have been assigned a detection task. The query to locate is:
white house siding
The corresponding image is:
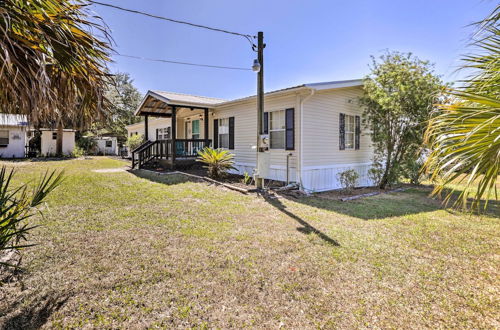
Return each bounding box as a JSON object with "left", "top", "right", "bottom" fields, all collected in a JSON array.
[
  {"left": 41, "top": 130, "right": 75, "bottom": 156},
  {"left": 301, "top": 87, "right": 375, "bottom": 192},
  {"left": 126, "top": 118, "right": 171, "bottom": 141},
  {"left": 0, "top": 126, "right": 26, "bottom": 158},
  {"left": 214, "top": 93, "right": 300, "bottom": 182}
]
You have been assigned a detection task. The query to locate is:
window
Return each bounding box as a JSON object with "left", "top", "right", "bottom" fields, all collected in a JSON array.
[
  {"left": 270, "top": 110, "right": 285, "bottom": 149},
  {"left": 157, "top": 127, "right": 170, "bottom": 140},
  {"left": 0, "top": 130, "right": 9, "bottom": 146},
  {"left": 52, "top": 132, "right": 57, "bottom": 140},
  {"left": 345, "top": 114, "right": 355, "bottom": 149},
  {"left": 218, "top": 118, "right": 229, "bottom": 148},
  {"left": 105, "top": 140, "right": 112, "bottom": 147}
]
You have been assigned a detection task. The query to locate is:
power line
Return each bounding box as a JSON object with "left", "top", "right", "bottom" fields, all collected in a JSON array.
[
  {"left": 116, "top": 53, "right": 252, "bottom": 71},
  {"left": 89, "top": 0, "right": 256, "bottom": 45}
]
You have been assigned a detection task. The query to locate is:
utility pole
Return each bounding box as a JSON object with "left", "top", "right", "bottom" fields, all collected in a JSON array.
[{"left": 255, "top": 31, "right": 265, "bottom": 189}]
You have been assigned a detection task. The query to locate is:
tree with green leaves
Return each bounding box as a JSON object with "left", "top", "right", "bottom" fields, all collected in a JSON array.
[
  {"left": 360, "top": 51, "right": 446, "bottom": 188},
  {"left": 102, "top": 72, "right": 143, "bottom": 140},
  {"left": 424, "top": 5, "right": 499, "bottom": 210}
]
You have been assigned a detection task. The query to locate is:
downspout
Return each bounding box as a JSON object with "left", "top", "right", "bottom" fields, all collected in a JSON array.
[{"left": 298, "top": 88, "right": 315, "bottom": 191}]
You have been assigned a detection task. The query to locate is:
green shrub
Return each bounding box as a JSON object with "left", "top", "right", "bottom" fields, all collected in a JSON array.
[
  {"left": 196, "top": 147, "right": 236, "bottom": 180},
  {"left": 338, "top": 169, "right": 359, "bottom": 193},
  {"left": 0, "top": 167, "right": 63, "bottom": 268},
  {"left": 368, "top": 161, "right": 384, "bottom": 187},
  {"left": 126, "top": 134, "right": 144, "bottom": 151},
  {"left": 242, "top": 171, "right": 252, "bottom": 185},
  {"left": 72, "top": 146, "right": 86, "bottom": 158},
  {"left": 402, "top": 158, "right": 425, "bottom": 185},
  {"left": 76, "top": 136, "right": 97, "bottom": 154}
]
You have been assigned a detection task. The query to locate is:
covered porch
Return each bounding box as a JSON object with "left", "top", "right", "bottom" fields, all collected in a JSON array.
[{"left": 131, "top": 90, "right": 223, "bottom": 169}]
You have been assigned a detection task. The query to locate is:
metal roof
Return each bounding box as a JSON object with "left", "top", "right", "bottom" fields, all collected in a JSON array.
[
  {"left": 135, "top": 79, "right": 363, "bottom": 116},
  {"left": 0, "top": 114, "right": 28, "bottom": 127},
  {"left": 150, "top": 90, "right": 226, "bottom": 106}
]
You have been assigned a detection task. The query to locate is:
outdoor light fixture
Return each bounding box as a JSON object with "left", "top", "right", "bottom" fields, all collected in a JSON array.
[{"left": 252, "top": 59, "right": 261, "bottom": 72}]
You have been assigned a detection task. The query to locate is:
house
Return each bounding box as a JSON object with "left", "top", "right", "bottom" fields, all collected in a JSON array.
[
  {"left": 0, "top": 114, "right": 29, "bottom": 158},
  {"left": 39, "top": 128, "right": 76, "bottom": 156},
  {"left": 129, "top": 79, "right": 375, "bottom": 192},
  {"left": 94, "top": 136, "right": 119, "bottom": 156}
]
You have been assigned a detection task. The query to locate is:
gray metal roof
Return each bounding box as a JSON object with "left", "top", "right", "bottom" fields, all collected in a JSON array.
[
  {"left": 150, "top": 90, "right": 226, "bottom": 106},
  {"left": 0, "top": 114, "right": 28, "bottom": 127},
  {"left": 136, "top": 79, "right": 363, "bottom": 115}
]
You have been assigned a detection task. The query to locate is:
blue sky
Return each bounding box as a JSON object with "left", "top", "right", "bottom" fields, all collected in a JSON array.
[{"left": 90, "top": 0, "right": 495, "bottom": 100}]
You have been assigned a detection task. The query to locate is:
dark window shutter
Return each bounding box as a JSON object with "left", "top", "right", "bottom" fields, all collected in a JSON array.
[
  {"left": 213, "top": 119, "right": 218, "bottom": 148},
  {"left": 285, "top": 108, "right": 295, "bottom": 150},
  {"left": 339, "top": 113, "right": 345, "bottom": 150},
  {"left": 156, "top": 128, "right": 159, "bottom": 140},
  {"left": 355, "top": 115, "right": 360, "bottom": 150},
  {"left": 263, "top": 112, "right": 269, "bottom": 134},
  {"left": 228, "top": 117, "right": 235, "bottom": 149}
]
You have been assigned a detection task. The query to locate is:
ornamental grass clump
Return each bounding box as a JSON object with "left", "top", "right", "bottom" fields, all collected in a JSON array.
[
  {"left": 0, "top": 167, "right": 63, "bottom": 268},
  {"left": 196, "top": 147, "right": 236, "bottom": 180}
]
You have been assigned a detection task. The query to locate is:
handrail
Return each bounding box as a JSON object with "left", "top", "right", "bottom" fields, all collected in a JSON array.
[
  {"left": 132, "top": 138, "right": 212, "bottom": 169},
  {"left": 132, "top": 140, "right": 154, "bottom": 153}
]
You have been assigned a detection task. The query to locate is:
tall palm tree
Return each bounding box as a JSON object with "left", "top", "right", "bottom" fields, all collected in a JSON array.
[
  {"left": 424, "top": 5, "right": 499, "bottom": 210},
  {"left": 0, "top": 0, "right": 112, "bottom": 129}
]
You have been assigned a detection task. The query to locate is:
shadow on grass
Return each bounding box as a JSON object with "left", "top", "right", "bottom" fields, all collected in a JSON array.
[
  {"left": 129, "top": 169, "right": 201, "bottom": 186},
  {"left": 282, "top": 186, "right": 499, "bottom": 220},
  {"left": 260, "top": 192, "right": 340, "bottom": 246},
  {"left": 0, "top": 292, "right": 68, "bottom": 329}
]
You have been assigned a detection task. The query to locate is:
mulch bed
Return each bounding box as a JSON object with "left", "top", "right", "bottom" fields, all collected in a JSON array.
[{"left": 140, "top": 163, "right": 285, "bottom": 192}]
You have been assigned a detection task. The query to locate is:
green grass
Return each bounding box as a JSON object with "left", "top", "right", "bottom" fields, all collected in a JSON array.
[{"left": 0, "top": 157, "right": 498, "bottom": 329}]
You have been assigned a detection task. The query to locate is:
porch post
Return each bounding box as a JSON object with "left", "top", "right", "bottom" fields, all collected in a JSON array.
[
  {"left": 171, "top": 106, "right": 176, "bottom": 166},
  {"left": 144, "top": 114, "right": 149, "bottom": 141},
  {"left": 204, "top": 108, "right": 209, "bottom": 148}
]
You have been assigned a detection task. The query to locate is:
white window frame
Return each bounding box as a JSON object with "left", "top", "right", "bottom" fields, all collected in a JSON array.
[
  {"left": 345, "top": 114, "right": 355, "bottom": 150},
  {"left": 157, "top": 127, "right": 169, "bottom": 140},
  {"left": 269, "top": 110, "right": 285, "bottom": 149},
  {"left": 218, "top": 118, "right": 229, "bottom": 149},
  {"left": 0, "top": 130, "right": 9, "bottom": 146}
]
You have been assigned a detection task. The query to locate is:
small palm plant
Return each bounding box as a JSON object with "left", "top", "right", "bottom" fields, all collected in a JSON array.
[
  {"left": 196, "top": 147, "right": 236, "bottom": 180},
  {"left": 0, "top": 167, "right": 63, "bottom": 268}
]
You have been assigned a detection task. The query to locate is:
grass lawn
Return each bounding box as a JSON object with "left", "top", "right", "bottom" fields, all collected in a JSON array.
[{"left": 0, "top": 157, "right": 498, "bottom": 328}]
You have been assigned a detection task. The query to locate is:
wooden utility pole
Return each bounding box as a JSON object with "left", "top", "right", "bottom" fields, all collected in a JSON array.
[{"left": 255, "top": 31, "right": 265, "bottom": 189}]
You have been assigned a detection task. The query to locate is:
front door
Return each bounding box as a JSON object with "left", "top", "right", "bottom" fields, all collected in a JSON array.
[{"left": 191, "top": 120, "right": 200, "bottom": 139}]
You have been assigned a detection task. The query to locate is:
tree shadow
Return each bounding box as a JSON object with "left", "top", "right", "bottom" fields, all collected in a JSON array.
[
  {"left": 259, "top": 191, "right": 340, "bottom": 246},
  {"left": 280, "top": 186, "right": 499, "bottom": 220},
  {"left": 0, "top": 292, "right": 69, "bottom": 329}
]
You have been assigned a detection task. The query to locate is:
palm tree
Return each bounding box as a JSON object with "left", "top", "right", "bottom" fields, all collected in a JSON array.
[
  {"left": 0, "top": 0, "right": 112, "bottom": 129},
  {"left": 424, "top": 5, "right": 499, "bottom": 210}
]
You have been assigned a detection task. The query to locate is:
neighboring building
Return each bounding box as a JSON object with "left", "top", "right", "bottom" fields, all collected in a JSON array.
[
  {"left": 0, "top": 114, "right": 28, "bottom": 158},
  {"left": 40, "top": 129, "right": 76, "bottom": 156},
  {"left": 94, "top": 136, "right": 119, "bottom": 155},
  {"left": 130, "top": 80, "right": 375, "bottom": 192}
]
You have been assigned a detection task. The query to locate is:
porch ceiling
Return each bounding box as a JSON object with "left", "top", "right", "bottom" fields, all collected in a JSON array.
[{"left": 135, "top": 91, "right": 222, "bottom": 117}]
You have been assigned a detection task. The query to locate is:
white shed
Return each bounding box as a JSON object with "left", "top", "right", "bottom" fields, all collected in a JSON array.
[
  {"left": 0, "top": 114, "right": 28, "bottom": 158},
  {"left": 40, "top": 129, "right": 76, "bottom": 156},
  {"left": 94, "top": 136, "right": 119, "bottom": 155}
]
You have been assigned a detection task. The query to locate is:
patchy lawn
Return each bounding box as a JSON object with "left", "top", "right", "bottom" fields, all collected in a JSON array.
[{"left": 0, "top": 157, "right": 498, "bottom": 329}]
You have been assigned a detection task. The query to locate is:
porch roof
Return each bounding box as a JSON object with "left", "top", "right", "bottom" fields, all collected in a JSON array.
[{"left": 134, "top": 90, "right": 226, "bottom": 117}]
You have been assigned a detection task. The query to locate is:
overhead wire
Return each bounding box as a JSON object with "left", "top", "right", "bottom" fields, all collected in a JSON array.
[{"left": 115, "top": 53, "right": 252, "bottom": 71}]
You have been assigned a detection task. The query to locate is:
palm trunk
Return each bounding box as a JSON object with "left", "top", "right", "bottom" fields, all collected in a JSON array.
[{"left": 56, "top": 120, "right": 63, "bottom": 156}]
